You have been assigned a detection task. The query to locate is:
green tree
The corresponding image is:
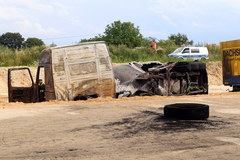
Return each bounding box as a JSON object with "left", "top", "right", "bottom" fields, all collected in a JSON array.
[
  {"left": 49, "top": 42, "right": 57, "bottom": 47},
  {"left": 104, "top": 21, "right": 144, "bottom": 48},
  {"left": 168, "top": 33, "right": 193, "bottom": 46},
  {"left": 0, "top": 32, "right": 24, "bottom": 49},
  {"left": 80, "top": 21, "right": 144, "bottom": 48},
  {"left": 24, "top": 37, "right": 44, "bottom": 48}
]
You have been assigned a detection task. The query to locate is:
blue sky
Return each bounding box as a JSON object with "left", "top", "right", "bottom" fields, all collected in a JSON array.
[{"left": 1, "top": 0, "right": 240, "bottom": 45}]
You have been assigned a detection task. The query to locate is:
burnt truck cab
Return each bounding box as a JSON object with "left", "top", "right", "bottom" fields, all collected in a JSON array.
[{"left": 8, "top": 41, "right": 116, "bottom": 103}]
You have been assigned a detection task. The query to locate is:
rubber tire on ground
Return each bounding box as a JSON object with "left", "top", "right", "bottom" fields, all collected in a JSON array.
[{"left": 164, "top": 103, "right": 209, "bottom": 120}]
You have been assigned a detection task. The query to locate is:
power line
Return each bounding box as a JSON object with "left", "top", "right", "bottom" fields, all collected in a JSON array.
[{"left": 42, "top": 33, "right": 102, "bottom": 40}]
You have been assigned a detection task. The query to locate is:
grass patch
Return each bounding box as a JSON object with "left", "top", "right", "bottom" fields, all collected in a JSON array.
[
  {"left": 0, "top": 42, "right": 221, "bottom": 67},
  {"left": 0, "top": 45, "right": 46, "bottom": 66},
  {"left": 109, "top": 44, "right": 218, "bottom": 63}
]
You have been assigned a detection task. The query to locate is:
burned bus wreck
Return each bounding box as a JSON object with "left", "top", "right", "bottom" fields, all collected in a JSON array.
[{"left": 113, "top": 61, "right": 208, "bottom": 98}]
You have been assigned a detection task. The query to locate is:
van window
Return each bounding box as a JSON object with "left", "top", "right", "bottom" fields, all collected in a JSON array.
[
  {"left": 191, "top": 48, "right": 200, "bottom": 53},
  {"left": 182, "top": 48, "right": 190, "bottom": 54},
  {"left": 173, "top": 47, "right": 184, "bottom": 53}
]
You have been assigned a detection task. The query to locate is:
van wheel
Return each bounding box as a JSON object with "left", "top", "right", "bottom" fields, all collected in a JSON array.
[
  {"left": 164, "top": 103, "right": 209, "bottom": 120},
  {"left": 200, "top": 57, "right": 207, "bottom": 61}
]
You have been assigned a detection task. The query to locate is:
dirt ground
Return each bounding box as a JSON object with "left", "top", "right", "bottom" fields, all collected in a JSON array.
[
  {"left": 1, "top": 61, "right": 240, "bottom": 160},
  {"left": 1, "top": 94, "right": 240, "bottom": 160}
]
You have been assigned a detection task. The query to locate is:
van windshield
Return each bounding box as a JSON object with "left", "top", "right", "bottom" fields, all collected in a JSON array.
[{"left": 173, "top": 47, "right": 184, "bottom": 53}]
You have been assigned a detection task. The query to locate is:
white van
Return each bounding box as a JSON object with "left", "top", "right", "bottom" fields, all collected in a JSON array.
[{"left": 168, "top": 47, "right": 209, "bottom": 60}]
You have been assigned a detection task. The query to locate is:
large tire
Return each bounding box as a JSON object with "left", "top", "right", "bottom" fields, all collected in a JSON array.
[
  {"left": 171, "top": 62, "right": 192, "bottom": 72},
  {"left": 164, "top": 103, "right": 209, "bottom": 120},
  {"left": 198, "top": 62, "right": 206, "bottom": 70},
  {"left": 233, "top": 85, "right": 240, "bottom": 92},
  {"left": 190, "top": 62, "right": 199, "bottom": 71},
  {"left": 171, "top": 62, "right": 206, "bottom": 72},
  {"left": 190, "top": 62, "right": 206, "bottom": 71}
]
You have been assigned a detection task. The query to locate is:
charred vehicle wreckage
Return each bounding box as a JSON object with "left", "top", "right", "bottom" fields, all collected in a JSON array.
[
  {"left": 8, "top": 42, "right": 208, "bottom": 103},
  {"left": 114, "top": 61, "right": 208, "bottom": 98}
]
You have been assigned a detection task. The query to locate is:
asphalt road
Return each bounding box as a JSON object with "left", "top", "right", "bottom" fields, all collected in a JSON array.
[{"left": 0, "top": 93, "right": 240, "bottom": 160}]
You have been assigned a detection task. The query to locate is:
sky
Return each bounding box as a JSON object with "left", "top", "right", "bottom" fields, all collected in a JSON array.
[{"left": 1, "top": 0, "right": 240, "bottom": 46}]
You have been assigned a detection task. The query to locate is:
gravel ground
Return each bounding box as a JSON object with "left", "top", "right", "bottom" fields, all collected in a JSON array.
[{"left": 0, "top": 93, "right": 240, "bottom": 160}]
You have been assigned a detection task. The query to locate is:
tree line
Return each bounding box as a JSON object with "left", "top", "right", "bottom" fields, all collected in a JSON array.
[
  {"left": 0, "top": 32, "right": 44, "bottom": 50},
  {"left": 0, "top": 21, "right": 193, "bottom": 50},
  {"left": 81, "top": 20, "right": 193, "bottom": 48},
  {"left": 0, "top": 20, "right": 194, "bottom": 51}
]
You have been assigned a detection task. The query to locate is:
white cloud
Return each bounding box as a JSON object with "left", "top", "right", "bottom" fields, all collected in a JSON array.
[
  {"left": 151, "top": 0, "right": 240, "bottom": 16},
  {"left": 69, "top": 19, "right": 104, "bottom": 34},
  {"left": 15, "top": 20, "right": 63, "bottom": 36},
  {"left": 150, "top": 0, "right": 205, "bottom": 18},
  {"left": 161, "top": 15, "right": 176, "bottom": 26},
  {"left": 1, "top": 0, "right": 54, "bottom": 13},
  {"left": 190, "top": 22, "right": 207, "bottom": 28},
  {"left": 0, "top": 0, "right": 70, "bottom": 37},
  {"left": 1, "top": 0, "right": 240, "bottom": 45},
  {"left": 0, "top": 6, "right": 24, "bottom": 20},
  {"left": 0, "top": 0, "right": 71, "bottom": 19},
  {"left": 148, "top": 0, "right": 240, "bottom": 29},
  {"left": 52, "top": 2, "right": 70, "bottom": 16}
]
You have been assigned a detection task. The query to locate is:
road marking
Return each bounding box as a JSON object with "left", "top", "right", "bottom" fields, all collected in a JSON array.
[
  {"left": 216, "top": 137, "right": 240, "bottom": 145},
  {"left": 216, "top": 109, "right": 240, "bottom": 114}
]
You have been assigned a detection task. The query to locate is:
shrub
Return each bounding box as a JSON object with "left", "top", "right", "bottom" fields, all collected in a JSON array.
[
  {"left": 157, "top": 40, "right": 178, "bottom": 56},
  {"left": 205, "top": 43, "right": 221, "bottom": 61},
  {"left": 24, "top": 38, "right": 44, "bottom": 48},
  {"left": 0, "top": 45, "right": 46, "bottom": 66},
  {"left": 109, "top": 45, "right": 160, "bottom": 62}
]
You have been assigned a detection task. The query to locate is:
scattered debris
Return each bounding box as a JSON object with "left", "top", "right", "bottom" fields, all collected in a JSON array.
[{"left": 114, "top": 61, "right": 208, "bottom": 97}]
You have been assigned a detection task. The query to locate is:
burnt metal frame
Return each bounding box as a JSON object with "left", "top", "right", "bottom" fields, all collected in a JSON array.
[{"left": 8, "top": 67, "right": 35, "bottom": 103}]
